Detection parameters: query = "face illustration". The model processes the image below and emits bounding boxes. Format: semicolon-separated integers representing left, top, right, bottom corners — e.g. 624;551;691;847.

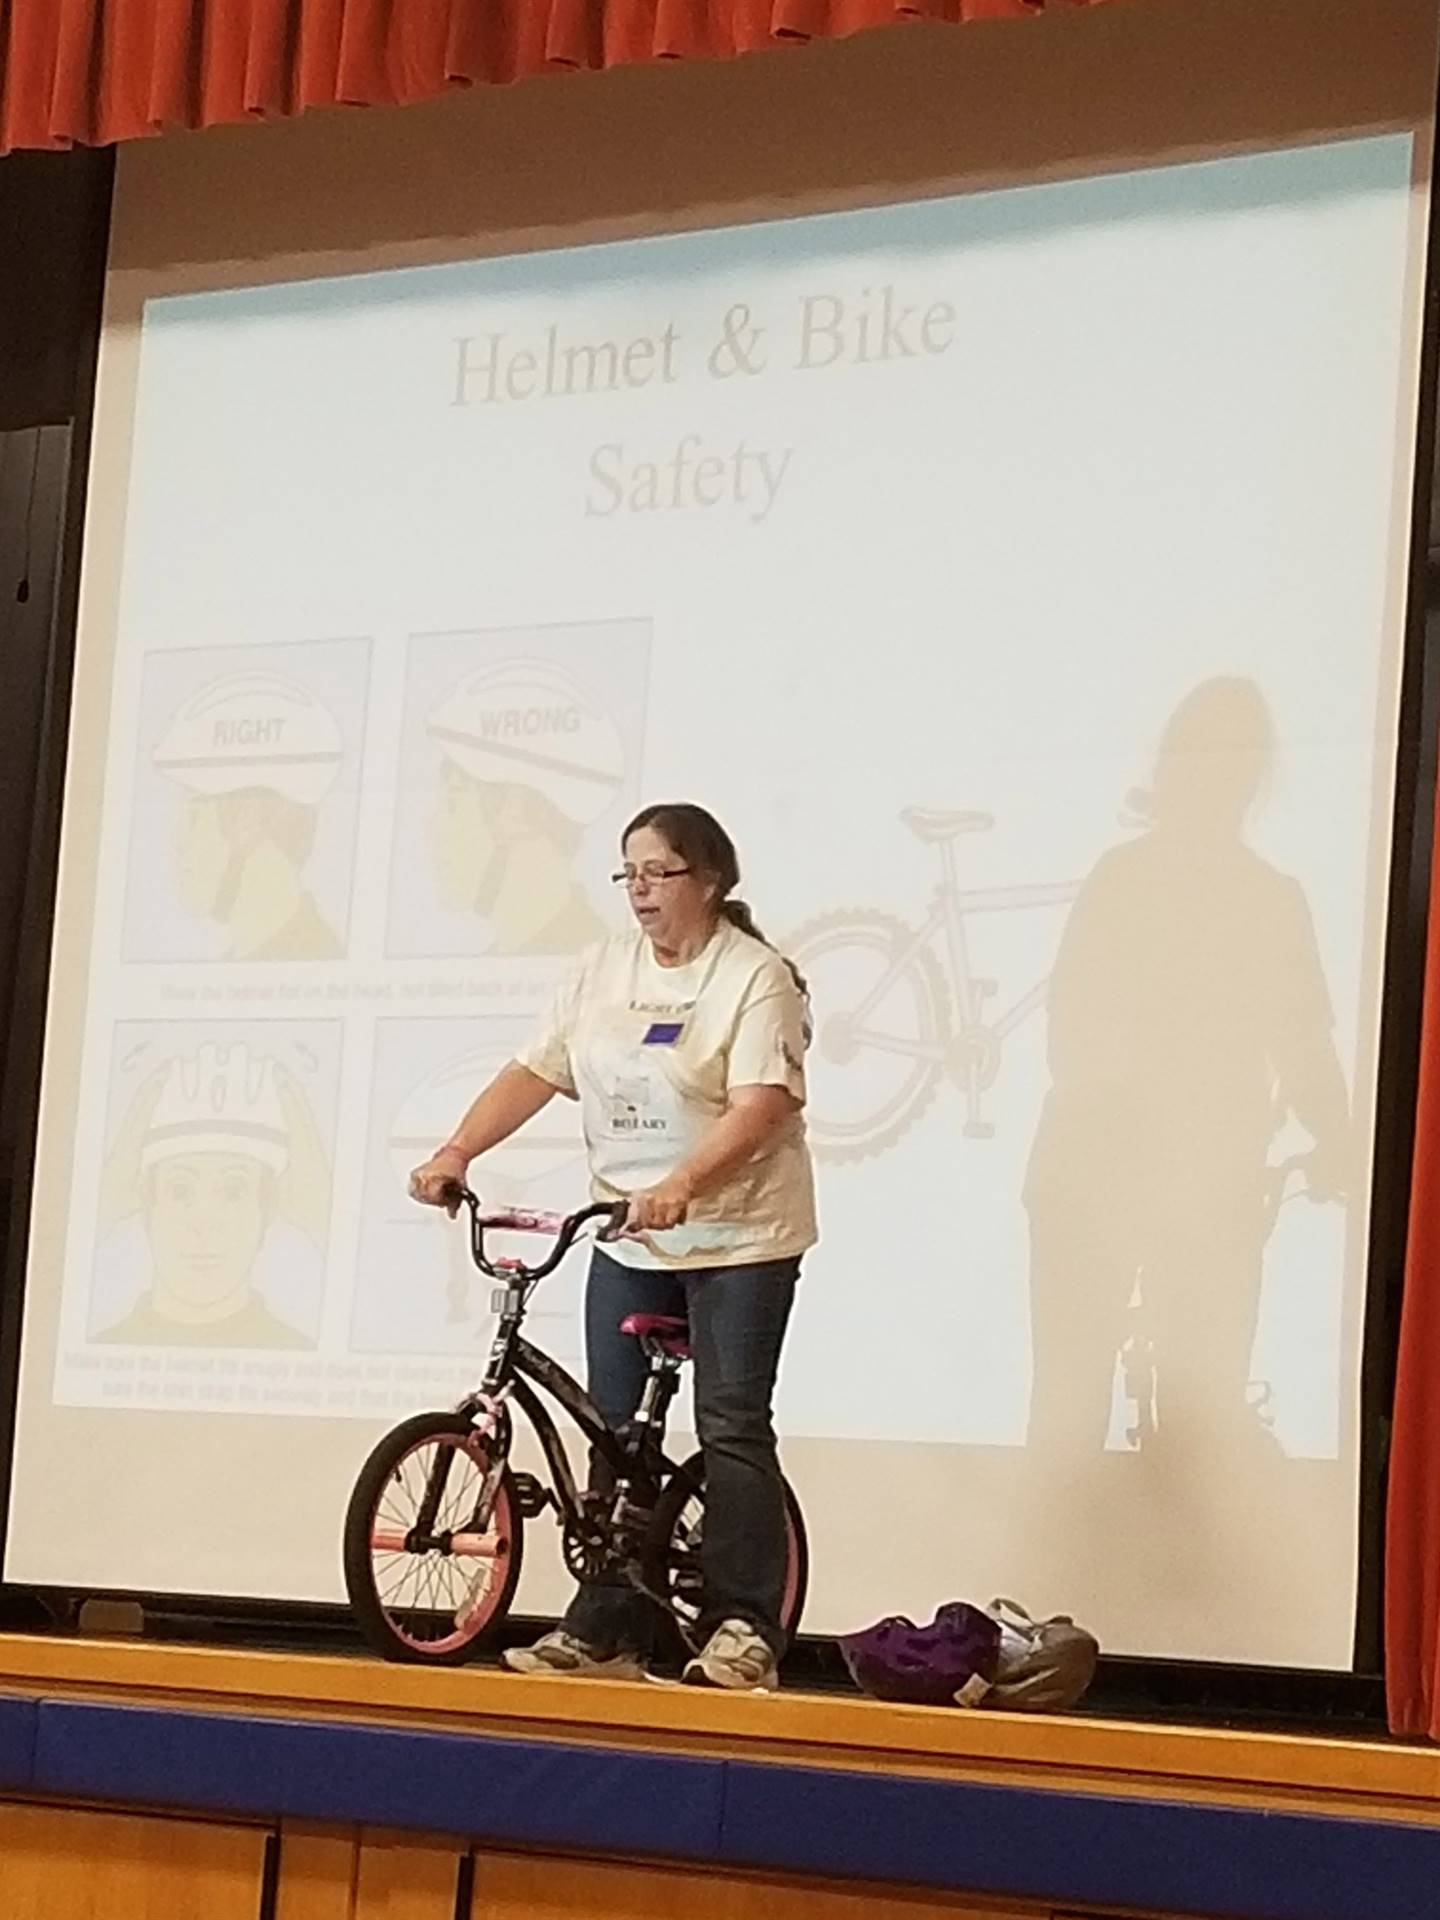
175;795;230;916
145;1152;270;1312
431;761;504;911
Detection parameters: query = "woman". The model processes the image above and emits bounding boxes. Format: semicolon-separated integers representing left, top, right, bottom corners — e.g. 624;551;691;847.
409;802;816;1691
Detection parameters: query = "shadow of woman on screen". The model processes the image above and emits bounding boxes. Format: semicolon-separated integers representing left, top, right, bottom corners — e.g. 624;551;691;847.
1022;678;1352;1507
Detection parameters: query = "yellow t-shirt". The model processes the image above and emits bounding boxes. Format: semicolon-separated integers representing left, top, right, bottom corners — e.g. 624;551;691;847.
518;924;817;1270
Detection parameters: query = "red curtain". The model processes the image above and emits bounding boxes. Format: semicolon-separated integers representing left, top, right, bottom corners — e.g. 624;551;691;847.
1388;765;1440;1739
0;0;1110;156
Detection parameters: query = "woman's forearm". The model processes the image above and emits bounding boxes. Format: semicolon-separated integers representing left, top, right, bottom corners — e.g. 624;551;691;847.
434;1062;559;1165
672;1087;797;1198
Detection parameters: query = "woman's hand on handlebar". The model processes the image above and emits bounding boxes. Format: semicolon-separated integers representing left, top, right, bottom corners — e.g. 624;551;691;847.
623;1171;694;1236
408;1148;470;1218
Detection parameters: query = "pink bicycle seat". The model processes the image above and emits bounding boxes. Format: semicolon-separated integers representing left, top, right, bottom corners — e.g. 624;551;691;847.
619;1313;692;1359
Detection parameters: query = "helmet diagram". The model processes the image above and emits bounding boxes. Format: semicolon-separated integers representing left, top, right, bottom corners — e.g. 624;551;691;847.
386;1041;585;1205
394;625;650;962
92;1030;337;1352
154;672;344;807
141;1042;291;1173
137;653;358;964
425;659;625;828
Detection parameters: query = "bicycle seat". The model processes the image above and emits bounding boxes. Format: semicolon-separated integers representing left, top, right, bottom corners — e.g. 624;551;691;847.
901;808;995;842
620;1313;691;1359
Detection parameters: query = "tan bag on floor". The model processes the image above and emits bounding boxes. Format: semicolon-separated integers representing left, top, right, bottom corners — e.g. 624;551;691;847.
959;1597;1099;1712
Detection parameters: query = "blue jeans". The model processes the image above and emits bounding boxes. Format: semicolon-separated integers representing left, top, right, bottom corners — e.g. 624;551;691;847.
563;1247;799;1659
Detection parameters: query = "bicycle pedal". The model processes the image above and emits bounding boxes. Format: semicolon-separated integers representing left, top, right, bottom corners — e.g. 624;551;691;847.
509;1472;553;1519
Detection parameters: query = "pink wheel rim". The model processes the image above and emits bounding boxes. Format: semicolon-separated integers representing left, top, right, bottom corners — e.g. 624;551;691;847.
367;1433;513;1656
665;1475;804;1638
780;1504;803;1631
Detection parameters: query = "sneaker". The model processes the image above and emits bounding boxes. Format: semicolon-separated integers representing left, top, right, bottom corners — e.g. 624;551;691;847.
501;1629;646;1680
683;1619;780;1692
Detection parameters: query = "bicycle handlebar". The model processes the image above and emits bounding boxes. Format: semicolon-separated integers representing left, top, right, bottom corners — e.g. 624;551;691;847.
472;1207;573;1236
439;1185;627;1281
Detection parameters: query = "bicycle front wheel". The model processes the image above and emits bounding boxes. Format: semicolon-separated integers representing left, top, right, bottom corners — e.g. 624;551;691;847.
343;1410;524;1665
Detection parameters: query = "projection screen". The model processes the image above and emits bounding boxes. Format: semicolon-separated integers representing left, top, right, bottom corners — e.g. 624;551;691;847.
5;130;1427;1667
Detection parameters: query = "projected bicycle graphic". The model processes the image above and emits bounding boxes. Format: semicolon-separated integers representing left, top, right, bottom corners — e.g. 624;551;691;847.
787;808;1079;1161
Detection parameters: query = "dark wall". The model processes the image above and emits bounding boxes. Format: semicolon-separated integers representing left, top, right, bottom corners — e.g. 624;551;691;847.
0;149;111;1578
0;151;112;431
0;145;111;1141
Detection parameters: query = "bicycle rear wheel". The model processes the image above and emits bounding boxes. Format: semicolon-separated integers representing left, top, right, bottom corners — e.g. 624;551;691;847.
343;1410;523;1665
642;1451;808;1651
785;909;948;1162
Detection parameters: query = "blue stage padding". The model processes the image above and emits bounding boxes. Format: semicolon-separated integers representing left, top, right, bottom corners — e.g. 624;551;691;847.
28;1693;1440;1920
719;1758;1440;1920
33;1699;726;1860
0;1696;37;1790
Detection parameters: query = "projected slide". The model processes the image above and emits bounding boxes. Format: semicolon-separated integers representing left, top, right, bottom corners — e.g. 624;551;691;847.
10;133;1417;1660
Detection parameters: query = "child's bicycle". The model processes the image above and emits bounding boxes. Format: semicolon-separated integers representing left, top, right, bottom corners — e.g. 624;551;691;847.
343;1189;809;1665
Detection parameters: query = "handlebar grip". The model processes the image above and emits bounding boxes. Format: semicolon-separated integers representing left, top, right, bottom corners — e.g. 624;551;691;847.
461;1197;628;1283
596;1201;629;1242
477;1208;571;1235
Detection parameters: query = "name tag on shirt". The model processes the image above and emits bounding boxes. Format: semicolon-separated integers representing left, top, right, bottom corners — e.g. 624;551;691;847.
643;1021;685;1046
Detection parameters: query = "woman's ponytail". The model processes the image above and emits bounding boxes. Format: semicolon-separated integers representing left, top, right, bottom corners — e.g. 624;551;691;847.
720;897;763;941
721;898;809;1001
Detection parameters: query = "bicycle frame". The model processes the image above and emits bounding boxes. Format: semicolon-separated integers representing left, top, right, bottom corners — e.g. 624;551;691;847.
932;836;1079;1036
463;1335;681;1534
834;858;1074;1120
418;1196;684;1554
843;847;1075;1054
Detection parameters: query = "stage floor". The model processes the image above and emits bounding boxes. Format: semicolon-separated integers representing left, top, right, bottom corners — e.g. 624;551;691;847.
0;1631;1430;1826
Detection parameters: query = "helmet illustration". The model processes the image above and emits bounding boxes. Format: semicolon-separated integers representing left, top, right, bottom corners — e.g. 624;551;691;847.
141;1044;290;1174
425;660;624;827
387;1044;585;1201
154;673;343;806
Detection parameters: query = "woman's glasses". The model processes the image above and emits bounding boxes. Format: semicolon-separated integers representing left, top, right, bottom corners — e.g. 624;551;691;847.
611;864;693;888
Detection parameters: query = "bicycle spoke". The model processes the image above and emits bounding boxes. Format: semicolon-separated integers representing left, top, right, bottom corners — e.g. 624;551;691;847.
398;1453;421;1516
355;1424;517;1656
844;1027;943;1063
420;1552;442;1618
378;1565;414;1606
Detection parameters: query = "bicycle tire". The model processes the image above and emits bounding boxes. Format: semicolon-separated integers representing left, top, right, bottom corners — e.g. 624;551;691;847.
343;1410;524;1665
784;908;949;1162
641;1451;809;1652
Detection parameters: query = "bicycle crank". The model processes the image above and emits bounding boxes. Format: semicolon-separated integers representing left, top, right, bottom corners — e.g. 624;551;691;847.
509;1471;555;1520
948;1026;1001;1093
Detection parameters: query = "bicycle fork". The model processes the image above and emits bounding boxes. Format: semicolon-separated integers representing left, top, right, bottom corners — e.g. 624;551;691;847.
384;1399;512;1560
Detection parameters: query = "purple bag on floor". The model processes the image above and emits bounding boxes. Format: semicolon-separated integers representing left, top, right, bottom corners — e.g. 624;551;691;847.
837;1602;1002;1707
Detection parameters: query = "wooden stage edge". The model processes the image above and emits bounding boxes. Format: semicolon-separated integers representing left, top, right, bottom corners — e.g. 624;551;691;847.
0;1632;1432;1823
